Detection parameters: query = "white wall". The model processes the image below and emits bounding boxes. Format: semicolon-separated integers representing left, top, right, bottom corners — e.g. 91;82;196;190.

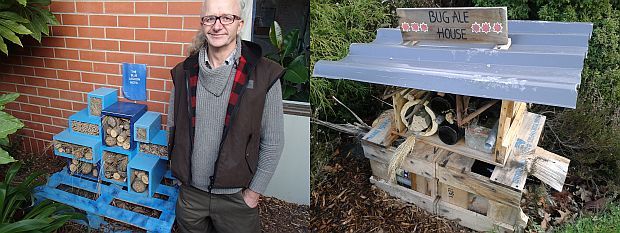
263;103;310;205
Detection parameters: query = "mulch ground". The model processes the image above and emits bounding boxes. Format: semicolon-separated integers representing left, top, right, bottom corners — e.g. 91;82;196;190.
1;142;309;233
311;140;471;233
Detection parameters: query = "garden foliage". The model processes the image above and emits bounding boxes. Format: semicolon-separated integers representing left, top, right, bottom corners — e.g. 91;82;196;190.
0;93;24;165
0;162;85;232
0;0;59;55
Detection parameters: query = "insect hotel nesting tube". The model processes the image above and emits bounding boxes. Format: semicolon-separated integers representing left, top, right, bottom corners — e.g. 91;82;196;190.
138;130;169;159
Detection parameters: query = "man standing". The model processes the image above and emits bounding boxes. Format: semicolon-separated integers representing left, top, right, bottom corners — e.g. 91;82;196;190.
167;0;285;232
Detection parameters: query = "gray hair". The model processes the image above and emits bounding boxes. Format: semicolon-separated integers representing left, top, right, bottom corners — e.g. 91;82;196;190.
188;0;245;55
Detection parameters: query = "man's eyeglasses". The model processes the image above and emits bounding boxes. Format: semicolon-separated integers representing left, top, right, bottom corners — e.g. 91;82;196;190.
201;14;242;26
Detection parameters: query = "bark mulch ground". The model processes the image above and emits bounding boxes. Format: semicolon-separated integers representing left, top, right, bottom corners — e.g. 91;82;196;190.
1;143;309;233
311;140;471;233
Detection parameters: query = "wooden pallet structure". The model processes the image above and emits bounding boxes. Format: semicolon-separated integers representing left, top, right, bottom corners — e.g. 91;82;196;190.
36;87;178;233
363;97;570;232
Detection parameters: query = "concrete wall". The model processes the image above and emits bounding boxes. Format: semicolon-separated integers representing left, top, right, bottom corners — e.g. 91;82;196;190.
264;101;310;205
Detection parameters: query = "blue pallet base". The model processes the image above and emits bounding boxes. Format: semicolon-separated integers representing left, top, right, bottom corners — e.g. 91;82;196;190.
34;170;178;233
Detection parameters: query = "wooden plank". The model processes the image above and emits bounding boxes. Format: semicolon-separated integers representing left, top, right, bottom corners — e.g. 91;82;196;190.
363;139;442;179
436;153;522;208
491;112;546;190
402;143;446;178
418;135;501;166
369;160;389;181
487;201;529;228
531;149;570;192
468;194;489;215
498;102;527;164
396;7;509;44
440;183;469;208
361;140;396;164
392;93;407;133
363;110;394;146
370;176;514;232
494;100;512;162
416;174;428;195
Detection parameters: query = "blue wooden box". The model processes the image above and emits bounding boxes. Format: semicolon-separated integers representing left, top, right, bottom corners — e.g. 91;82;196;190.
128;153;166;197
101;101;147;151
101;146;138;187
138;130;168;160
133;111;162;143
53;129;102;163
66;158;100;182
88;87;118;117
68;109;103;138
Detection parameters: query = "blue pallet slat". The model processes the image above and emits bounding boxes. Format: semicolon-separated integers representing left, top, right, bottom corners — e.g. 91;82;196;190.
69;109;104;138
88;88;118;117
102;101;148;150
53;129;103;163
34;170;178;233
127;153;166;197
133;111;162;143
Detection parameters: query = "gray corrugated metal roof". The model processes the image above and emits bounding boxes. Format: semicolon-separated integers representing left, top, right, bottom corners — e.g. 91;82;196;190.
312;20;593;108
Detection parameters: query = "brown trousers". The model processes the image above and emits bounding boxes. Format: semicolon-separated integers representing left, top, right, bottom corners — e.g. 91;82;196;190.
175;184;260;233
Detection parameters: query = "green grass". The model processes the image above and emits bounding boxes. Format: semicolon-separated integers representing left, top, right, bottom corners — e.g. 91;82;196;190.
558;203;620;233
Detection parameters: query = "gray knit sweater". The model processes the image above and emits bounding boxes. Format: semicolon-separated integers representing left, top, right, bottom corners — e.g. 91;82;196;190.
167;42;284;194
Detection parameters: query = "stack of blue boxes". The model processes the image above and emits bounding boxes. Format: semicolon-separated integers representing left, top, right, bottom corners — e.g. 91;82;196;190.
36;87;178;232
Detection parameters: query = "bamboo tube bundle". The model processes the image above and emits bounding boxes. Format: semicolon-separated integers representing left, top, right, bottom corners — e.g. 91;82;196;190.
136;128;147;141
139;143;168;158
103;115;131;149
54;140;94;160
68;159;99;177
71;121;100;136
131;170;149;193
90;97;102;116
103;151;128;182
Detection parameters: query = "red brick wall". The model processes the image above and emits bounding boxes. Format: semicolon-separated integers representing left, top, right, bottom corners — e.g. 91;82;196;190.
0;0;203;156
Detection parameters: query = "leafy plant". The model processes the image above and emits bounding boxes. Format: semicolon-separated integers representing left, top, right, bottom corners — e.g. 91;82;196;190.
0;0;59;55
268;21;310;101
0;93;24;165
0;162;86;232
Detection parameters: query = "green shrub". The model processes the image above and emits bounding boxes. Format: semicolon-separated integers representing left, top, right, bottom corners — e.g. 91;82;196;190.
0;162;86;232
266;21;310;102
0;0;59;55
0;93;24;165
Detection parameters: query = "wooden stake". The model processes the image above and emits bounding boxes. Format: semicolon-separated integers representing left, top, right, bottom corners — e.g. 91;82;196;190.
459;100;499;127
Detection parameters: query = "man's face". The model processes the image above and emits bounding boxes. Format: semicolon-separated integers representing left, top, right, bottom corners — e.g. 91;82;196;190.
202;0;244;50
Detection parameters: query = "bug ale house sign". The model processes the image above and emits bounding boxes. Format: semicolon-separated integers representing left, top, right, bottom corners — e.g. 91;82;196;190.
396;7;509;45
